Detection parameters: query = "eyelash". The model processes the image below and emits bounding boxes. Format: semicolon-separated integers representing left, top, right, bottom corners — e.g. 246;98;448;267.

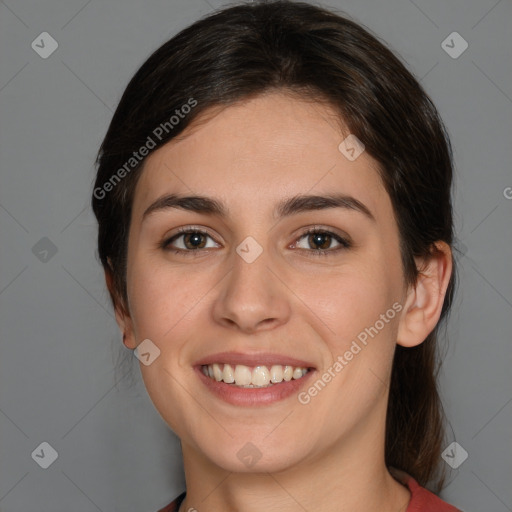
160;226;351;257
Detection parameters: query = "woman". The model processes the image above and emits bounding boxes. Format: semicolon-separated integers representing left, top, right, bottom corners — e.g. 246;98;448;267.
92;1;461;510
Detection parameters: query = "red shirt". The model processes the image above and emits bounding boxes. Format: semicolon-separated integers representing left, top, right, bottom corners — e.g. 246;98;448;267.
157;469;462;511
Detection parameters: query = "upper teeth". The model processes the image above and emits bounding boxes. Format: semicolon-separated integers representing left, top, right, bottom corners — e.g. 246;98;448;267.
202;363;309;387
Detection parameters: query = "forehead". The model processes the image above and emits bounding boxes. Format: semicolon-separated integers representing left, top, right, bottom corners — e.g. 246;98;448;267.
132;91;388;221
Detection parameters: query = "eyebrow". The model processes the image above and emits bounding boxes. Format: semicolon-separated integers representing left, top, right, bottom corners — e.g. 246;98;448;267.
142;192;375;222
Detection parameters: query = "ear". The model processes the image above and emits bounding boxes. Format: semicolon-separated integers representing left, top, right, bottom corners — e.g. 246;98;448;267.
105;260;137;350
397;241;453;348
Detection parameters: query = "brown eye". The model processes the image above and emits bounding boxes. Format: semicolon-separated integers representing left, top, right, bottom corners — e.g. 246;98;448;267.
161;228;219;254
181;232;207;250
294;228;351;256
308;232;332;250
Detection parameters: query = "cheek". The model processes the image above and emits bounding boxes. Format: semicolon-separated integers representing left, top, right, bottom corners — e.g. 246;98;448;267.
127;263;170;339
125;258;207;429
126;253;218;343
303;264;398;345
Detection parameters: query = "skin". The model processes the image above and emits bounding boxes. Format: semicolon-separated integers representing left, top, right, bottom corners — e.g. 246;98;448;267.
112;90;452;512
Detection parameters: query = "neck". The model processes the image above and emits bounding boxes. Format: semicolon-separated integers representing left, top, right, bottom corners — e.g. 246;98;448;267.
177;401;411;512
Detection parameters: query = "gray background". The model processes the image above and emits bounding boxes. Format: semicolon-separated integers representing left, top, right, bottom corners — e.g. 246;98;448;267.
0;0;510;511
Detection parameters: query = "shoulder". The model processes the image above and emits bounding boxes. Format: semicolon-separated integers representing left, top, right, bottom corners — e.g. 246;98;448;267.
390;467;463;512
155;476;464;512
156;491;186;512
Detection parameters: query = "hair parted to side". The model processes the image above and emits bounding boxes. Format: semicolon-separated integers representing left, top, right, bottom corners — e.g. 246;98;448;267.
92;0;456;493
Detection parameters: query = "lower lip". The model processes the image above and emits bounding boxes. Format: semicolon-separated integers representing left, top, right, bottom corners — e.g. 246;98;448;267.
195;366;316;406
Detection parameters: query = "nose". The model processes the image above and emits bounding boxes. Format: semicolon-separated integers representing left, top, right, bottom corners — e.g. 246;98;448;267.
212;244;291;334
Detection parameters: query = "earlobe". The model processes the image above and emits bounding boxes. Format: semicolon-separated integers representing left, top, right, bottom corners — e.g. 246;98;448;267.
104;263;137;350
115;308;137;350
396;242;452;348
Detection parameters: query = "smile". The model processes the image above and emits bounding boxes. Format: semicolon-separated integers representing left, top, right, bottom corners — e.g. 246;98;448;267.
201;363;310;387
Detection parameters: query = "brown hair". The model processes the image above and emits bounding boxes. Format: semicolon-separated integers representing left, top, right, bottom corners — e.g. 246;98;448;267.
92;0;456;493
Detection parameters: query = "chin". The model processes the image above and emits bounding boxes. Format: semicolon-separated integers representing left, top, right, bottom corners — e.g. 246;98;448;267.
198;439;306;474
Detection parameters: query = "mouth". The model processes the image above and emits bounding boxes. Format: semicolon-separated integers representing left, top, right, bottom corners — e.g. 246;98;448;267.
200;363;311;388
194;353;317;406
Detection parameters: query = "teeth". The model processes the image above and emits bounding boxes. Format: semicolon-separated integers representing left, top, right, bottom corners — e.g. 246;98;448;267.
223;364;235;383
283;366;293;381
212;363;223;381
292;367;303;379
252;366;270;386
234;365;252;386
270;365;283;383
202;363;310;387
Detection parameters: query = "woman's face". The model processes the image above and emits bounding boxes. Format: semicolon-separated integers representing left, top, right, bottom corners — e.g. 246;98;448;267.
121;91;408;473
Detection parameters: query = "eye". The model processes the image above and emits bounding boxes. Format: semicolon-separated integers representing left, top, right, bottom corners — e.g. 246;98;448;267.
160;226;351;257
293;227;351;256
161;227;219;255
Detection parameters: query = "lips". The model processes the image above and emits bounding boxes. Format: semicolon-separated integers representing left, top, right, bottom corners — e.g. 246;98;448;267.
193;351;317;406
194;351;316;369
